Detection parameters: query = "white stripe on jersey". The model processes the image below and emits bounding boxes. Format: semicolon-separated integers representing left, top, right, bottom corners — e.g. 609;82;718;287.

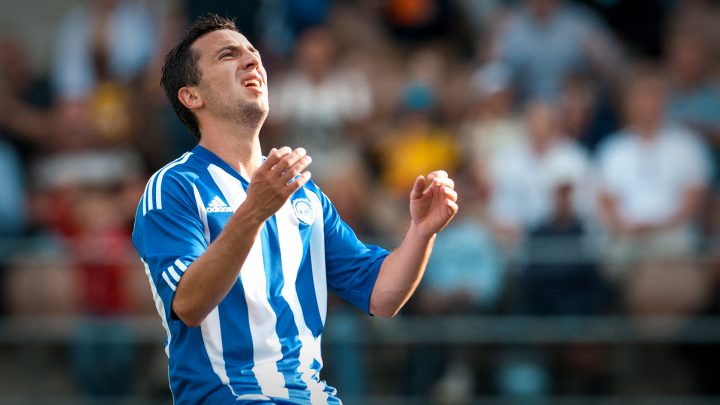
142;260;173;357
276;200;329;403
192;184;211;244
143;171;160;215
154;152;192;211
167;265;181;282
162;271;176;291
208;165;289;399
306;192;328;325
201;308;239;398
174;259;188;272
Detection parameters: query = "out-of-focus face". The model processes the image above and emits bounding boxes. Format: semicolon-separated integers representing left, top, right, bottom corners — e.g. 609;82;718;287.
298;28;335;81
526;102;558;150
0;37;30;88
624;77;666;130
190;29;269;125
526;0;559;20
668;32;708;85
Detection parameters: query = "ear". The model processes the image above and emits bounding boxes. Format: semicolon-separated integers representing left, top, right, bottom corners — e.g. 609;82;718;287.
178;86;204;111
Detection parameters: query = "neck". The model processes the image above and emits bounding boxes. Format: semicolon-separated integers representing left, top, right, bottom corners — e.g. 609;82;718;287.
198;117;264;178
630;121;660;140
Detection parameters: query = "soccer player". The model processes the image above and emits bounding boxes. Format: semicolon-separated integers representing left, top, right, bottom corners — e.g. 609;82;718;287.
132;14;458;404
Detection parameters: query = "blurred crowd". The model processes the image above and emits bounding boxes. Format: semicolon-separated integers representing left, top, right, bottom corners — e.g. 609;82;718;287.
2;0;720;402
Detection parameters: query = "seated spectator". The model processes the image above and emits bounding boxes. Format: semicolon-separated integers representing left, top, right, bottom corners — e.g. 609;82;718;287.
269;26;373;178
375;85;458;200
596;64;712;280
51;0;158;147
558;72;619;153
0;35;54;154
521;172;607;315
460;62;524;195
488;102;592;250
664;22;720;193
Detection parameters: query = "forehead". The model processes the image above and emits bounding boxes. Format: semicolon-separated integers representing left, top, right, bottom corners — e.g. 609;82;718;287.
192;29;252;56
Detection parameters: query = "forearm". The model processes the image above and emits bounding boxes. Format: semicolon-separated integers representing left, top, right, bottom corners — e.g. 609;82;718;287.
369;222;436;318
667;187;705;228
172;203;263;327
171;147;312;326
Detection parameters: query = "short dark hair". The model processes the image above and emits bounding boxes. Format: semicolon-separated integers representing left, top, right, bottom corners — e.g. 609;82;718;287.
161;14;239;139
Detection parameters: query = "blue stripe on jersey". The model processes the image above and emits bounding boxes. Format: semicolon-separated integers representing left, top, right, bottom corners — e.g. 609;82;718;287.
261;217;311;403
218;281;264;397
296;248;323;338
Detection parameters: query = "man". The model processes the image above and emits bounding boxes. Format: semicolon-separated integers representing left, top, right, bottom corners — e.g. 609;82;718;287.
596;64;710;279
132;14;458;404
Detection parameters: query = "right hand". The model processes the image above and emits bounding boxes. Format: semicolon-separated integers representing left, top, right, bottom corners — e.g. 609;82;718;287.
243;147;312;223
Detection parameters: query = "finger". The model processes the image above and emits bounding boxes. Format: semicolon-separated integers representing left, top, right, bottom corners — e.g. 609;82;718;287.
435;177;455;189
410;175;426;199
263;146;292;167
281;155;312;183
424;176;444;195
441;186;458;202
427;170;449;183
430;177;454;189
272;147;306;174
287;171;311;193
446;199;459;215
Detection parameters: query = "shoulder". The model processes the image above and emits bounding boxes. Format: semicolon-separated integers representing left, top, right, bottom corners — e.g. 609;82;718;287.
142;152;202;214
662;124;708;155
597;131;631;158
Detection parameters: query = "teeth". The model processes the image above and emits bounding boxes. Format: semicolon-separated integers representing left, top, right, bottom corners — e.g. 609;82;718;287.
243;79;260;87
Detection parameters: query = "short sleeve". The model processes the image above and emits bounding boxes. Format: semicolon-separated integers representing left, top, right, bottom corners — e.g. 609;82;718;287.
677;131;712;187
132;181;207;321
318;190;389;314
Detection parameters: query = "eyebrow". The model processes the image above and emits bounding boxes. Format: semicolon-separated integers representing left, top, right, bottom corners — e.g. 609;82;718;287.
215;44;261;58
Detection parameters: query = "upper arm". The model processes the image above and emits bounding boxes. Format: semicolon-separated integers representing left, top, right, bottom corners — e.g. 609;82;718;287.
132;175;207;320
316;188;389;313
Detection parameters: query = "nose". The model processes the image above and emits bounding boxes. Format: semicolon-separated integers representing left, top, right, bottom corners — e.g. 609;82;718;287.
241;50;261;71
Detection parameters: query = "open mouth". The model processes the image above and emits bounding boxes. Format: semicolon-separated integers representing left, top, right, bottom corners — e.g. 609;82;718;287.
242;79;261;88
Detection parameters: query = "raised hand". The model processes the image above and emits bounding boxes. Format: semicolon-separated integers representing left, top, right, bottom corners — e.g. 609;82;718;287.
243;146;312;222
409;170;458;238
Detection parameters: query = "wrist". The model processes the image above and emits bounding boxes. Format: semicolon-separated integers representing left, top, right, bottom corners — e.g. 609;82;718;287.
234;201;267;229
408;221;437;243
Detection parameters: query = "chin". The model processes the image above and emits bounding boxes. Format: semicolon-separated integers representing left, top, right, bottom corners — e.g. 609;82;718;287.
238;100;269;125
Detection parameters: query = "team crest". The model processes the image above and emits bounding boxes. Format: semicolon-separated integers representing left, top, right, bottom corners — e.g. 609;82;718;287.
292;198;314;225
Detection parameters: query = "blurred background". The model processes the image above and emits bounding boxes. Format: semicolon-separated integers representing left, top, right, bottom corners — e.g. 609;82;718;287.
1;0;720;403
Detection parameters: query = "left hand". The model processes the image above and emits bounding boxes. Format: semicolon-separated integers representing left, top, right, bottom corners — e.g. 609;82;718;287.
409;170;458;238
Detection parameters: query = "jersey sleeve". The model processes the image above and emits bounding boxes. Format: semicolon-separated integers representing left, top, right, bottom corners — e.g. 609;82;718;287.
318;190;389;314
132;176;207;321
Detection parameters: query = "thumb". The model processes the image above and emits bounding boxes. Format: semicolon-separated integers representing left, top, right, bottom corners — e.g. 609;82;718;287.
410;175;426;199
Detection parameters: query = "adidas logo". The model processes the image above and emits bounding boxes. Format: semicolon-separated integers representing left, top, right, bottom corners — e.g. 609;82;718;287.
207;196;233;213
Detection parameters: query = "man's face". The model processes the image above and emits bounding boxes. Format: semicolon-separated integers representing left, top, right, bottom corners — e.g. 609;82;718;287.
191;29;269;125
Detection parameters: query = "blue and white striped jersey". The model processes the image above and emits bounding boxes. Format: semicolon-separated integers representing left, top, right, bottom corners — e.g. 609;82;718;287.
132;145;389;404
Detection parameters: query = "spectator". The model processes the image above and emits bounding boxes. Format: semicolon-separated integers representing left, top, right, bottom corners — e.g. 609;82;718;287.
521;174;606;315
596;64;712;280
0;36;54;157
489;102;592;249
375;47;459;202
51;0;158;148
460;62;524;195
664;23;720;188
491;0;620;103
558;72;619;153
269;26;373;179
